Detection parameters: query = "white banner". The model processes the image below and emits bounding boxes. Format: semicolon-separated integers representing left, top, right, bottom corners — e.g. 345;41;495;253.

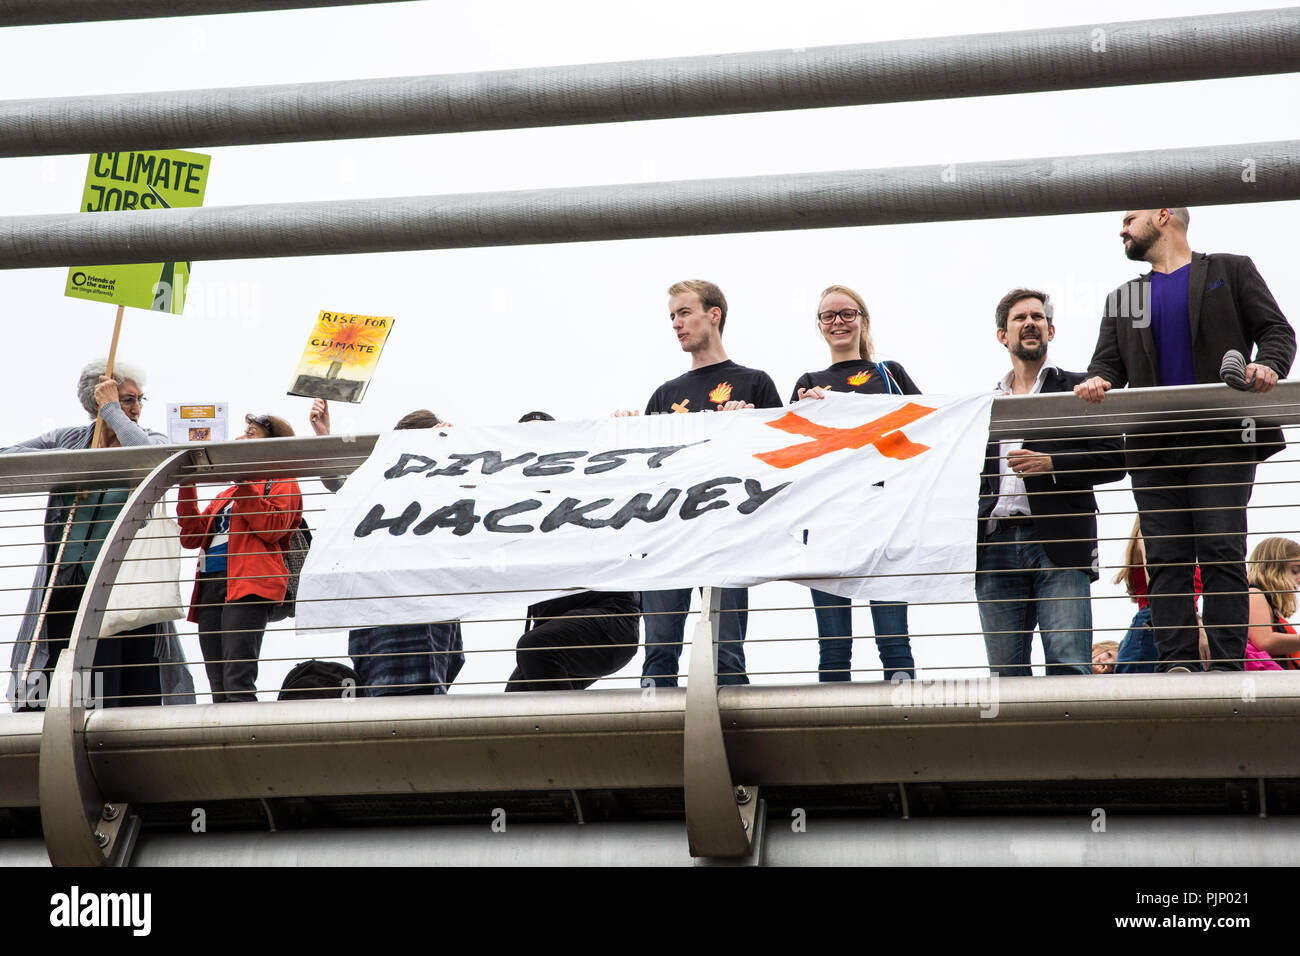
297;391;994;629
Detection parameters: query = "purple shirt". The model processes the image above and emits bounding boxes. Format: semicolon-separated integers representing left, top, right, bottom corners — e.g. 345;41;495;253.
1150;264;1195;386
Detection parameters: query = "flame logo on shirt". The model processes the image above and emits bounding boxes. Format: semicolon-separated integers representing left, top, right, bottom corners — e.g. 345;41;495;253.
847;370;871;386
708;382;733;404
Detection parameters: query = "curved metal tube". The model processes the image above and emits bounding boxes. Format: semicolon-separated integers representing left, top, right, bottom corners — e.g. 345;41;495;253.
0;0;411;26
38;449;190;866
1;8;1297;154
2;141;1296;268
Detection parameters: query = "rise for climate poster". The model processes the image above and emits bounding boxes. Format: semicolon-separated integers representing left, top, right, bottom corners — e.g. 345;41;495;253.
287;311;396;403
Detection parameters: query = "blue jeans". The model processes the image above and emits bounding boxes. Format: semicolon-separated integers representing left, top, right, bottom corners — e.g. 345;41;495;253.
348;622;464;696
976;524;1092;676
1115;606;1157;674
641;587;748;687
810;589;915;680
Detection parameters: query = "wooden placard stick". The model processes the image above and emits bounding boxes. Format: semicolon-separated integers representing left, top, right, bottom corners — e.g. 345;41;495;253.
89;304;125;450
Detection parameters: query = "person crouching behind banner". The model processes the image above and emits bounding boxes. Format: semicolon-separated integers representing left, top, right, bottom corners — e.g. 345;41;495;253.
505;590;642;692
789;284;918;681
1246;537;1300;671
310;401;465;696
505;410;641;692
178;413;303;703
5;359;195;711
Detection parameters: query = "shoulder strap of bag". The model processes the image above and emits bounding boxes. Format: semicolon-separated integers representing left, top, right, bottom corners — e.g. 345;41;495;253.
874;361;901;395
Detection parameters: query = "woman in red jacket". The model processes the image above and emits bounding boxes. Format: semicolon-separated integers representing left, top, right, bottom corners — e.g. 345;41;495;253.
178;414;303;702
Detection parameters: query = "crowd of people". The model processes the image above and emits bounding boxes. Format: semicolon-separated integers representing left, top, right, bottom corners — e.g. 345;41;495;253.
4;206;1297;708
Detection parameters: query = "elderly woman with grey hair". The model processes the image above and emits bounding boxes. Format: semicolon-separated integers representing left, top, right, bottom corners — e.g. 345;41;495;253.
4;359;195;711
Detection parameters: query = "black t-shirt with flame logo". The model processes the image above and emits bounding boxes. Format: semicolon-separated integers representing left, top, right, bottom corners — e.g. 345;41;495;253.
646;359;783;415
788;359;921;403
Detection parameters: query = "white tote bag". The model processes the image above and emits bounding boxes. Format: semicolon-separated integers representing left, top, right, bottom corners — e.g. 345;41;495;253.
99;502;185;637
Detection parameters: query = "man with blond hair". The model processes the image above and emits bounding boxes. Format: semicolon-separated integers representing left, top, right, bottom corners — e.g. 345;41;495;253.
615;279;781;686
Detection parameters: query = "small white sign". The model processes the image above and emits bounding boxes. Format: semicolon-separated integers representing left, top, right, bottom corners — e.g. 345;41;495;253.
167;402;228;443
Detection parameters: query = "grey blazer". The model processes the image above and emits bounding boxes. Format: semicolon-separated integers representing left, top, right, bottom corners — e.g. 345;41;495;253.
3;403;195;709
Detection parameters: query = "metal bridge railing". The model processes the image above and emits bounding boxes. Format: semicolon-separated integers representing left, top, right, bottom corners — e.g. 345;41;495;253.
6;380;1300;709
2;0;1298;868
4;381;1300;864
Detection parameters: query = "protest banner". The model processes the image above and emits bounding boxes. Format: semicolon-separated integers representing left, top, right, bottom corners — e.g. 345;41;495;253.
287;311;396;403
297;391;995;630
64;149;211;314
166;403;228;443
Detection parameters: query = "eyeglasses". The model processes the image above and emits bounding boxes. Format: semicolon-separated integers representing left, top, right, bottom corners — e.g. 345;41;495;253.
118;395;146;407
817;309;863;326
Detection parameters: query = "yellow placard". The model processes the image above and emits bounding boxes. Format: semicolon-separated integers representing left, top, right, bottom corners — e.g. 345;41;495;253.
179;405;216;419
64;149;211;314
286;311;396;404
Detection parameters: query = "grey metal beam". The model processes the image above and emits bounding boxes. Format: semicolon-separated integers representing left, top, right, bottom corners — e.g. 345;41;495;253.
0;434;374;496
132;822;698;867
14;816;1300;866
986;380;1300;439
0;839;49;866
2;8;1297;154
0;713;43;808
764;818;1300;867
0;381;1295;497
6;673;1300;810
0;1;413;27
86;689;689;804
0;674;1285;807
3;141;1297;268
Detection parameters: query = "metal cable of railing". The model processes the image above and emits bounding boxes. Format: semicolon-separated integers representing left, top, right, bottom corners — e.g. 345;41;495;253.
2;385;1299;713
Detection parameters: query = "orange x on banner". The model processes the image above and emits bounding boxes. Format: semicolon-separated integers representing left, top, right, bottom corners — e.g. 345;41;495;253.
754;402;936;469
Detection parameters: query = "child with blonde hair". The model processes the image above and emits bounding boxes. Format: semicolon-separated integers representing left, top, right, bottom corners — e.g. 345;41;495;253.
1246;537;1300;670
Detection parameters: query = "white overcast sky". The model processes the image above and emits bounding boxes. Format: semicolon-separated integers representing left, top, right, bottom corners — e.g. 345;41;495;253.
1;0;1298;701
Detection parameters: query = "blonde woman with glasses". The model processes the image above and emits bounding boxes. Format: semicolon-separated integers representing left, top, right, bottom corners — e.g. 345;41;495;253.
789;284;920;681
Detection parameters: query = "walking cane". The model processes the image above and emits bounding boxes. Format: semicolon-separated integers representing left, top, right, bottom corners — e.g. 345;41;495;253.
19;500;80;697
